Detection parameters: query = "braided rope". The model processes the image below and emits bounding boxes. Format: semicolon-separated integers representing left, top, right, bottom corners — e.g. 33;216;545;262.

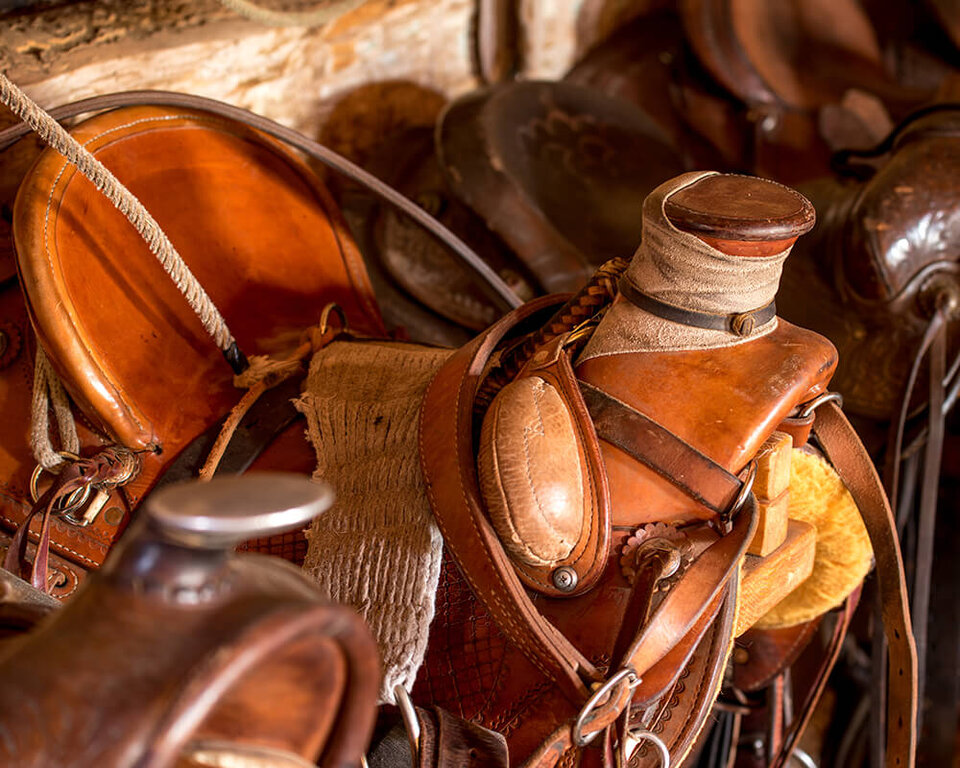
0;73;235;353
219;0;364;26
474;257;630;415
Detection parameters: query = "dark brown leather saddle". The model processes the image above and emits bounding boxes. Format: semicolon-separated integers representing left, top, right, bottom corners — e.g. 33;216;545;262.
568;3;937;184
436;80;685;294
0;473;380;768
777;104;960;766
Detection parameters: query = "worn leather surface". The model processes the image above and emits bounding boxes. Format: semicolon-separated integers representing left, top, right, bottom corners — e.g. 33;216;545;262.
479;374;584;565
6;105;384;571
577;318;837;525
438;81;685;294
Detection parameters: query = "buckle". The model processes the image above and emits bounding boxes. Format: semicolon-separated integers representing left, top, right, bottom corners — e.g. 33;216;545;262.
572;668;640;747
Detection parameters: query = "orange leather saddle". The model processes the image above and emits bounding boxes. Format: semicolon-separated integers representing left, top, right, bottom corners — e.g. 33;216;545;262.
0;95;388;592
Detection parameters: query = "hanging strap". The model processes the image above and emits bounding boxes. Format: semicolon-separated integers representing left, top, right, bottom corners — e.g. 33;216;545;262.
814;401;917;768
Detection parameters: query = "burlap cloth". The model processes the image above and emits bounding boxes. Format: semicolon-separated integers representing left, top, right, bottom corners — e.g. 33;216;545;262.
580;171;792;361
296;340;452;703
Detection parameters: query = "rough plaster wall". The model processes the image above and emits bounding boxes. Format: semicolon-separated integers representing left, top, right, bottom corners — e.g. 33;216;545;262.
5;0;479;138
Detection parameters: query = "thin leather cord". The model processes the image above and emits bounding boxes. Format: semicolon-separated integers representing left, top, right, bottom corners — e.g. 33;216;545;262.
219;0;363;26
0;89;523;313
0;74;237;355
30;346;80;470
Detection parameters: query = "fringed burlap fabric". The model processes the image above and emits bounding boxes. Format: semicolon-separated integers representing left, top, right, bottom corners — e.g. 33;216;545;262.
580;171;790;360
296;340;452;702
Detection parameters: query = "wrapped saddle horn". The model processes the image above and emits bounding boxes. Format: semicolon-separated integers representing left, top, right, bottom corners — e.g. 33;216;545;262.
0;473;380;768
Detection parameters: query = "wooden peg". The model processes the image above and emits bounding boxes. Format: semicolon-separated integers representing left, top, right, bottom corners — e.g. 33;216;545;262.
747;431;792;556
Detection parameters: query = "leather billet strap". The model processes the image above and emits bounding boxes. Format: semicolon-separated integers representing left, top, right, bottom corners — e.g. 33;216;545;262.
813;402;917;768
580;382;744;516
618;278;776;338
419;297;758;760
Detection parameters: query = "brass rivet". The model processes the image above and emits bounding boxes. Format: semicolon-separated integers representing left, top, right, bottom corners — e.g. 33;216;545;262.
103;506;124;527
733;647;749;664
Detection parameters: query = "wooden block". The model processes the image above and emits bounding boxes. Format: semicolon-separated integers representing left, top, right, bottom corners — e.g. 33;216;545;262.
736;520;817;635
753;431;793;501
747;490;790;557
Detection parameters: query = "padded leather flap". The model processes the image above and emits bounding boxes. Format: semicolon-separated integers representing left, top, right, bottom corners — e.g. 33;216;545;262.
479;375;584;566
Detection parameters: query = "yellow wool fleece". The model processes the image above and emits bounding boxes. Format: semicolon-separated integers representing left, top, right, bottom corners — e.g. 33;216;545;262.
753;449;873;629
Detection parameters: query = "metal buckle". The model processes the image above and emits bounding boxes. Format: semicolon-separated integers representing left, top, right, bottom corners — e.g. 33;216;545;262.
619;727;670;768
573;668;640;747
394;685;421;764
797;391;843;420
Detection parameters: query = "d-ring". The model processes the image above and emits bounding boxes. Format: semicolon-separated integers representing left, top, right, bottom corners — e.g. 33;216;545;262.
798;391;843;419
573;668;640;747
620;728;670;767
29;451;91;514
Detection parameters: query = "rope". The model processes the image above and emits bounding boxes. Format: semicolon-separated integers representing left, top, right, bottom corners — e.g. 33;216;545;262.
30;347;80;470
0;73;237;354
219;0;364;27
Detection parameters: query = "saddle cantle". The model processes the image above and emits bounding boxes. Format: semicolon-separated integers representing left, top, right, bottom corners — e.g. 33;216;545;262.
0;473;380;768
437;80;685;294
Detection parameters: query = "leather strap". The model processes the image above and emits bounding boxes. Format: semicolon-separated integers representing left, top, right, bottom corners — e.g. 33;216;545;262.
580;381;743;515
769;590;860;768
618;278;776;337
813;401;917;768
3;448;137;592
0;89;521;314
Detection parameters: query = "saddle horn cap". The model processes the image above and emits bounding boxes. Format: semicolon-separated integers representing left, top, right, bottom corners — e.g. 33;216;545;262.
663;174;815;247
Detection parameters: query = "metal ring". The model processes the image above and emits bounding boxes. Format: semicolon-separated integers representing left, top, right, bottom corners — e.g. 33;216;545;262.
29;452;91;516
393;685;421;763
726;461;757;518
573;668;639;747
621;728;671;768
318;303;349;336
798;391;843;420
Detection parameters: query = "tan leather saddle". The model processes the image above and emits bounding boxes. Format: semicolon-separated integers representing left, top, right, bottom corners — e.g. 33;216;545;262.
411;172;916;767
0;473;380;768
0;87;521;596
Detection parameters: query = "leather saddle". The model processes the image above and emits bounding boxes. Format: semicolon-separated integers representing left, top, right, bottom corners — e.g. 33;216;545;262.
437;80;686;294
409;172;917;767
0;473;380;768
777;105;960;766
0;93;389;594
